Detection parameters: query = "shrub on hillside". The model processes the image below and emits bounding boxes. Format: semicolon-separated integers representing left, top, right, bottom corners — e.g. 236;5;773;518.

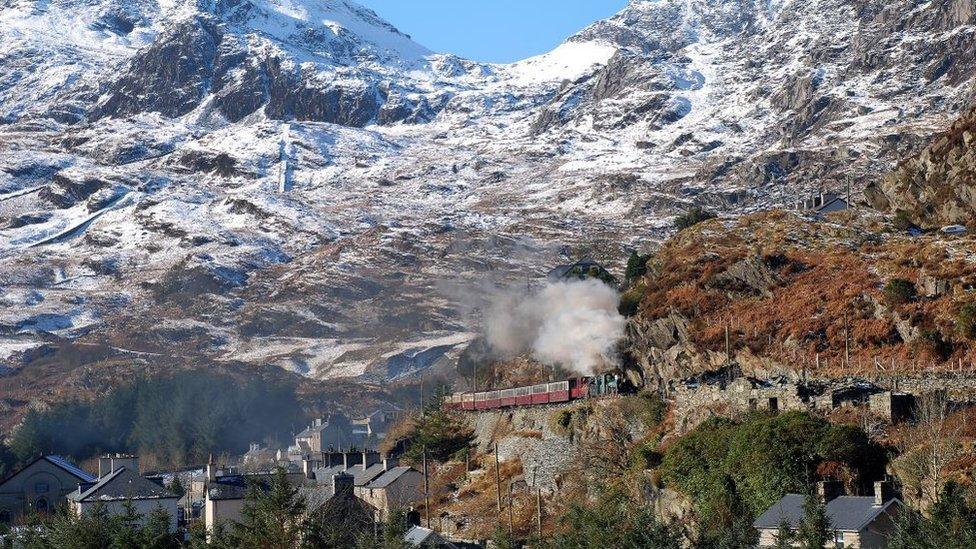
675;207;717;231
402;387;474;463
957;303;976;339
883;278;918;306
625;250;650;282
543;490;682;549
618;284;644;317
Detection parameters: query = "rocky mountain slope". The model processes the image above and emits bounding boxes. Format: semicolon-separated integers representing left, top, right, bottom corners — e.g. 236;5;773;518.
1;0;975;394
866;103;976;226
624;209;976;387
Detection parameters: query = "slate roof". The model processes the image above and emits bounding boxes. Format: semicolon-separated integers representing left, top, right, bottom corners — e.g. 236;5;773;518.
754;494;901;532
404;526;457;548
68;467;176;503
44;456;96;482
313;465;347;486
296;422;328;439
0;455;96;486
365;467;415;489
352;463;386;486
207;472;306;501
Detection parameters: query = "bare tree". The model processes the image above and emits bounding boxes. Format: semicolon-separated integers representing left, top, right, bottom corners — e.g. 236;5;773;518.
893;392;965;510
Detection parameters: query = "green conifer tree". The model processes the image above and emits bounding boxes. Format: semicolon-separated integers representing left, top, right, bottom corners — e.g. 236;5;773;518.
230;468;307;549
772;516;795;549
796;495;832;549
109;500;142;549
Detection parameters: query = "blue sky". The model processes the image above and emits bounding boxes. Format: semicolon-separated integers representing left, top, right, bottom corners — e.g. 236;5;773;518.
360;1;628;63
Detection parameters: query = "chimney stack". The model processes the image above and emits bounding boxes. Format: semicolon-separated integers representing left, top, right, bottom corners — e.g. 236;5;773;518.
98;456;113;478
817;480;844;503
382;456;399;471
102;454;139;475
874;480;895;505
332;472;354;497
363;450;381;469
343;451;363;470
206;454;217;483
303;457;320;480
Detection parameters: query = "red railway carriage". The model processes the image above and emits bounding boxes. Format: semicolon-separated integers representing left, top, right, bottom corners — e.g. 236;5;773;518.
548;381;571;403
443;372;627;412
530;384;549;405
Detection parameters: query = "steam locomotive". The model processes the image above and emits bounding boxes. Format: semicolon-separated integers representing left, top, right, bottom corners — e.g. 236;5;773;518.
443;372;627;411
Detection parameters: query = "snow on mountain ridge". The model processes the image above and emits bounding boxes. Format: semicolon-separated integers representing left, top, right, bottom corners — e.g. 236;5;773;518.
1;0;975;384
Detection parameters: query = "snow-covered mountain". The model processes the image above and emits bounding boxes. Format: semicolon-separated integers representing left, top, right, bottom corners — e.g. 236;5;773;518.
1;0;974;382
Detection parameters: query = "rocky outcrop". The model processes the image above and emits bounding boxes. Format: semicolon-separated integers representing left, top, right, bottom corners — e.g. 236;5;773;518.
92;17;222;120
89;14;444;127
865;105;976;226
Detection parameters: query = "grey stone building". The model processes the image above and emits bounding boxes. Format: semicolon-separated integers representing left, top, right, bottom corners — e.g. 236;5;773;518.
0;455;96;525
755;481;901;548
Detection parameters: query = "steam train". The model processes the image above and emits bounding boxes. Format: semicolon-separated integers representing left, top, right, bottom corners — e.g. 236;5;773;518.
443;373;627;411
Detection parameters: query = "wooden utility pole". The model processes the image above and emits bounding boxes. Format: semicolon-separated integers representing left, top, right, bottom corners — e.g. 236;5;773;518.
725;322;731;365
844;309;850;369
495;444;502;519
419;370;425;413
508;482;514;534
534;467;542;540
536;487;542;539
423;446;430;528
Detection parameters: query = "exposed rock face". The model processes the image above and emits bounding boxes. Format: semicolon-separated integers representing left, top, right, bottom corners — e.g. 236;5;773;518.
93;17;222;120
90;13;438;126
623;211;976;386
865;105;976;226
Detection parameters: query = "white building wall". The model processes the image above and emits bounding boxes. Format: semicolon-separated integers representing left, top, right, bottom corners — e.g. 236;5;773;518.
205;497;245;531
76;498;179;532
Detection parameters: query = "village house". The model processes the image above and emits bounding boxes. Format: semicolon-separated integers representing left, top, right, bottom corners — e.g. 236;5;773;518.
241;442;277;471
309;450;385;495
357;465;423;519
281;417;350;463
302;472;376;538
350;404;403;447
67;455;180;532
754;480;902;548
0;455;96;525
307;450;422;518
203;456;306;532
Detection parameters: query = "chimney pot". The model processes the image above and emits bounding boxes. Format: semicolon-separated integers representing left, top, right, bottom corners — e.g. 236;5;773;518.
817;480;844;503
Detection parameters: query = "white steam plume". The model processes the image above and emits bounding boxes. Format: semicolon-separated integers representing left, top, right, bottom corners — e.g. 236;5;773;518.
484;279;626;375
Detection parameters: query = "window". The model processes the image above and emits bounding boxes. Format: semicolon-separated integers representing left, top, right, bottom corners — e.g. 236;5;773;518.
34;482;50;494
34;498;49;513
768;397;779;412
834;531;845;548
0;510;10;524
